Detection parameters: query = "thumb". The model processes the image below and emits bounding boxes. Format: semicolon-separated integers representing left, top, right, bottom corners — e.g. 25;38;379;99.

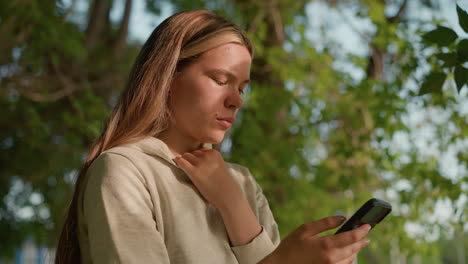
302;215;347;236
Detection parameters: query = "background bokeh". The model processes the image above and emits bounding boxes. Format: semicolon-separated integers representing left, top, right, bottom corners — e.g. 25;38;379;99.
1;0;468;263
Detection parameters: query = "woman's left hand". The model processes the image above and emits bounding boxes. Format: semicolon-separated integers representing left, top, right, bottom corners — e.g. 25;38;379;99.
174;148;263;246
173;148;241;210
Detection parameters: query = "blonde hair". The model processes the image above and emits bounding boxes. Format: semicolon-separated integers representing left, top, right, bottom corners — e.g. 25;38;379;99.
55;10;252;263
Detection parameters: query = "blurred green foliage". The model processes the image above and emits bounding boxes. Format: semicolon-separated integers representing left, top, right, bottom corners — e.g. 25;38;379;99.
0;0;467;263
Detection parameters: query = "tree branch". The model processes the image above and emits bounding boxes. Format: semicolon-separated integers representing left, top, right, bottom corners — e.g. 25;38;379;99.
5;57;83;103
246;8;266;34
15;81;81;102
112;0;132;58
267;0;285;44
387;0;408;24
366;44;384;81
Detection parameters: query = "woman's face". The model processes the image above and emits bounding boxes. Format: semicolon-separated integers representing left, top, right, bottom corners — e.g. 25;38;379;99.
169;42;252;144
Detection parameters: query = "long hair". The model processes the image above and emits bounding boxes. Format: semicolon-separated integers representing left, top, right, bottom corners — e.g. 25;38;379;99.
55;10;252;263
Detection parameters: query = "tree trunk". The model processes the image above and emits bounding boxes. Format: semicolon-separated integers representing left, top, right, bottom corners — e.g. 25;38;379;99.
112;0;132;58
86;0;113;50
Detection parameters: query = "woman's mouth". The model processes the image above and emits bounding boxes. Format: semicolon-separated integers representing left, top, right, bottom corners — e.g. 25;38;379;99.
216;117;234;129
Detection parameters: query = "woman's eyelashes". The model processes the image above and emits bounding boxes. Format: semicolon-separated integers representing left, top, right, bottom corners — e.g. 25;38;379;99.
212;77;227;86
211;77;246;95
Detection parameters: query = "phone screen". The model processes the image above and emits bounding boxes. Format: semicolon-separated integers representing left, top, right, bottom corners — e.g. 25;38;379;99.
335;198;391;234
362;206;389;223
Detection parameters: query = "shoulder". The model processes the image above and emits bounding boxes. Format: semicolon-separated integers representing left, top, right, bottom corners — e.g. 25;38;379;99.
103;145;146;162
89;144;168;175
225;161;260;192
225;161;249;174
86;145;141;168
225;162;252;180
88;146;140;170
86;151;144;184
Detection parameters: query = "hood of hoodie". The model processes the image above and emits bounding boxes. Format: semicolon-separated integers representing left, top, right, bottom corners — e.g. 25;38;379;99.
120;137;213;167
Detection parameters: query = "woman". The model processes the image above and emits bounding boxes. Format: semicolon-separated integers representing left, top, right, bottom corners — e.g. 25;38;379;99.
56;10;371;264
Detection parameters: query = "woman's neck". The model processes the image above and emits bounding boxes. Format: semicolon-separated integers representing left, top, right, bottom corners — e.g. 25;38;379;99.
157;127;203;157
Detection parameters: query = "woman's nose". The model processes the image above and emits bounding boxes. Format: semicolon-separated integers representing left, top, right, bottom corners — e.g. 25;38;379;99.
225;89;243;109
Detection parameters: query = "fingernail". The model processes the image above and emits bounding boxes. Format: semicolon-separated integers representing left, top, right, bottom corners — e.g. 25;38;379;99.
365;238;371;244
335;215;347;223
365;224;372;232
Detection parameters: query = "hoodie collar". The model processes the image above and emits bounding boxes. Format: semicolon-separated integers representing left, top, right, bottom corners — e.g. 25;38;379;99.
124;137;212;167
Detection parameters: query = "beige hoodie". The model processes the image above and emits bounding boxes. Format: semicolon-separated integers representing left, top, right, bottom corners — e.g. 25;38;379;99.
77;137;280;264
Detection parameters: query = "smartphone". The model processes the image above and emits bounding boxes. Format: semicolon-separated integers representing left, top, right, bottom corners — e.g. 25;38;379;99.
335;198;392;234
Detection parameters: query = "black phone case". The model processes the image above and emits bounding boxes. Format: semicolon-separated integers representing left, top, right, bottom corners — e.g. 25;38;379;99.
335;198;392;234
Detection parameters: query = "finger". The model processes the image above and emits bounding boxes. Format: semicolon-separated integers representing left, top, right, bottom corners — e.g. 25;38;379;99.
198;148;215;157
173;156;193;172
181;152;200;166
191;150;205;157
193;147;212;153
198;147;212;151
334;237;370;262
334;224;371;247
336;252;358;264
326;236;368;263
301;216;347;236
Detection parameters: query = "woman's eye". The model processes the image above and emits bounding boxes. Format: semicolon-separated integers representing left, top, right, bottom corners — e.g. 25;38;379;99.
212;78;227;86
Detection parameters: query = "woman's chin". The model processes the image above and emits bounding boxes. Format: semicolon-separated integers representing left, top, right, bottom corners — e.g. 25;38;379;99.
198;131;226;145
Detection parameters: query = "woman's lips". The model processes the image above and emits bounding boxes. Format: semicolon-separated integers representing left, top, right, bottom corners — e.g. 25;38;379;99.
216;118;233;128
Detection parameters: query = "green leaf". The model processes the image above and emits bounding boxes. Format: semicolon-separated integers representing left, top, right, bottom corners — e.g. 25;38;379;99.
457;39;468;62
367;0;385;24
457;4;468;33
422;26;458;47
51;53;60;67
435;53;458;67
419;71;447;95
454;66;467;92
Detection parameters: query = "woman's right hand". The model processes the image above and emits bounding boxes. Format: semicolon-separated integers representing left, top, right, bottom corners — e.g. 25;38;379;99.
260;216;371;264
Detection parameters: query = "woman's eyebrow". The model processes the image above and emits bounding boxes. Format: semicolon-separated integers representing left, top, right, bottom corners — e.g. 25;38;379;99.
206;69;250;84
